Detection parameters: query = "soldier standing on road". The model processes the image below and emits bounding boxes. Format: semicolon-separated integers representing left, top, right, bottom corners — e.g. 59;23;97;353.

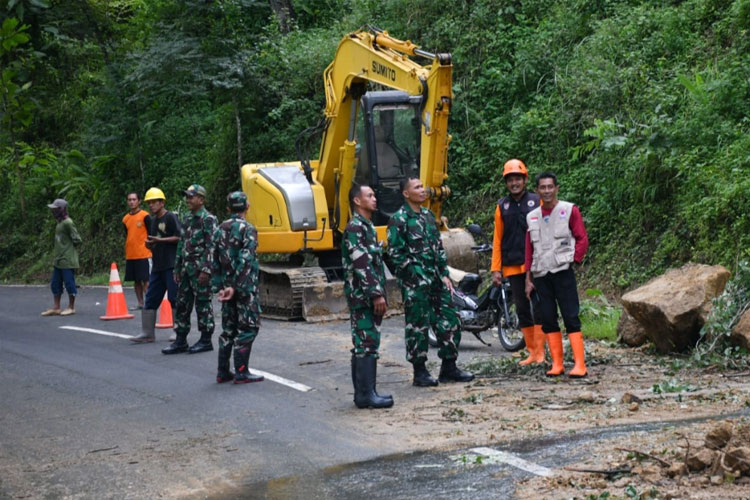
212;192;264;384
525;172;589;378
342;185;393;409
131;187;180;344
387;177;474;387
491;159;545;365
163;184;218;355
122;191;152;310
41;198;82;317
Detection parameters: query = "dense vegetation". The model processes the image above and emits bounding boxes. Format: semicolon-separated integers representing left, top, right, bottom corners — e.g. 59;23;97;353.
1;0;748;294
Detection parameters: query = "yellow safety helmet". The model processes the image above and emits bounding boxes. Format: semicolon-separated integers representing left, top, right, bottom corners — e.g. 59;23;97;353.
144;187;166;201
502;159;528;178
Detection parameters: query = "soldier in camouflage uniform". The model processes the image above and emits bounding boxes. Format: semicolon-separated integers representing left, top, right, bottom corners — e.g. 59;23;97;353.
342;185;393;409
387;177;474;386
212;192;264;384
163;184;218;355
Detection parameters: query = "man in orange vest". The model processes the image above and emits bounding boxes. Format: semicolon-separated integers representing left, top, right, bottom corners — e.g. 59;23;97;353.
123;192;152;310
491;159;545;365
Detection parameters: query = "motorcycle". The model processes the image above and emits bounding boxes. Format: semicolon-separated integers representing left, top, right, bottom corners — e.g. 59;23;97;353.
427;224;526;352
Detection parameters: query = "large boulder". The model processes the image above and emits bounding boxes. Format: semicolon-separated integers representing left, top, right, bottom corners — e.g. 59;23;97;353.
617;309;648;347
621;264;731;353
731;310;750;350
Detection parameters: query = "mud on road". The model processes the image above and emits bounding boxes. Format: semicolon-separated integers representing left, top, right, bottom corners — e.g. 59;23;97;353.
352;336;750;499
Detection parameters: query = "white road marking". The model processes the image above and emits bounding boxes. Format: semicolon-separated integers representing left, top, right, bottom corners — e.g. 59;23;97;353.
250;370;313;392
469;447;554;477
58;326;314;392
60;325;134;340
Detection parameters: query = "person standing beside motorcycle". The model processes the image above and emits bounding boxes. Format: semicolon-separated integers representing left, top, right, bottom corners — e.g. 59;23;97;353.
387;177;474;387
524;172;589;378
491;159;545;365
342;185;393;409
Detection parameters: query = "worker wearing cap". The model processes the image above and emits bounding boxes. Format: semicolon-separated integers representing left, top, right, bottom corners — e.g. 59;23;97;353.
491;159;545;365
41;198;82;317
211;192;264;384
163;184;218;355
131;187;181;343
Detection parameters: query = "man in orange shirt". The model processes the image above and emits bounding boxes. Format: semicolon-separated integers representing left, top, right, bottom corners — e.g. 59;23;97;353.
491;159;545;365
123;191;152;310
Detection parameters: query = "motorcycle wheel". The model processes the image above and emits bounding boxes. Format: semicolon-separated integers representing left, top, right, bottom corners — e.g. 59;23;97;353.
497;303;525;352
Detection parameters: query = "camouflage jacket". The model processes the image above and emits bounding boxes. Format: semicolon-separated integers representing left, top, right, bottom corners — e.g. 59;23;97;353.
387;203;448;288
342;212;386;308
211;214;260;299
175;206;217;277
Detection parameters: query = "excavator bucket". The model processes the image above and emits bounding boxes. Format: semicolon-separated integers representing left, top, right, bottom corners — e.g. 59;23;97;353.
301;274;403;322
258;228;474;322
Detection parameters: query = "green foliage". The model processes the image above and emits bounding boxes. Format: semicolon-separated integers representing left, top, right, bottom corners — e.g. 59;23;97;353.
580;289;620;341
693;259;750;368
1;0;749;293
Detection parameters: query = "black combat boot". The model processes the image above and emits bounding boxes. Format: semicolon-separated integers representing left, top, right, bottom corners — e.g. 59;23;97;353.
233;342;264;384
412;360;439;387
216;339;234;383
353;356;393;409
188;332;213;354
370;356;392;402
438;358;475;383
161;333;189;354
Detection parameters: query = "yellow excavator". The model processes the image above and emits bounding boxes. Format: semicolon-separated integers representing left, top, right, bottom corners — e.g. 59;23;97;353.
240;27;475;320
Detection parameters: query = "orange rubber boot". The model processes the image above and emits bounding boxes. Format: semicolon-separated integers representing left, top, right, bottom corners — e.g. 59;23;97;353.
518;327;538;365
546;331;564;376
534;325;547;363
567;331;588;378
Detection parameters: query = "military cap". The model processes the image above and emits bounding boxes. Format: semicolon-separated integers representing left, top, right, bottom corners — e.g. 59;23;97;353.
227;191;248;210
183;184;207;197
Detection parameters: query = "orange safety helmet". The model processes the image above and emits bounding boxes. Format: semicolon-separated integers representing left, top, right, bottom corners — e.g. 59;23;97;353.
502;159;528;178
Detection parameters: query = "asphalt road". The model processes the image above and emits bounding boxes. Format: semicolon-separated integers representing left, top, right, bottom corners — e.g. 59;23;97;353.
0;284;509;499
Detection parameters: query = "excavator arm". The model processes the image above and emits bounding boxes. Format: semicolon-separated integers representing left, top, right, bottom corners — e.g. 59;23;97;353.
240;28;475;320
316;28;453;230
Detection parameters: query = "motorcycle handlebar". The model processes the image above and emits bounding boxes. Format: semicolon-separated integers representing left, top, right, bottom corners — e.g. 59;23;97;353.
470;244;492;253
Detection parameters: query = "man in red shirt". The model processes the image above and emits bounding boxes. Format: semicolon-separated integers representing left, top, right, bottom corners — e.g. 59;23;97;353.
524;172;589;377
123;192;152;310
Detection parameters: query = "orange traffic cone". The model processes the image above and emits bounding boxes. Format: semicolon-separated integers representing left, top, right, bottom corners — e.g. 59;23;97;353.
155;293;174;329
100;263;134;320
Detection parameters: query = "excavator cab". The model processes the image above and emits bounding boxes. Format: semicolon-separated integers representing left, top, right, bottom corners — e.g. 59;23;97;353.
355;91;422;226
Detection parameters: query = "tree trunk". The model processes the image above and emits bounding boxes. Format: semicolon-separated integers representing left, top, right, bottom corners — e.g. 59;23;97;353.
233;93;243;169
268;0;296;34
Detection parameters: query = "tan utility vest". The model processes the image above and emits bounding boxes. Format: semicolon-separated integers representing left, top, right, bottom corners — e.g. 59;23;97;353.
526;201;575;277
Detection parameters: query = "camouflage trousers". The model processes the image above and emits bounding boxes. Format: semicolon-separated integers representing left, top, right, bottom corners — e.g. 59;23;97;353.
349;304;381;358
218;294;260;348
402;281;461;363
174;274;214;336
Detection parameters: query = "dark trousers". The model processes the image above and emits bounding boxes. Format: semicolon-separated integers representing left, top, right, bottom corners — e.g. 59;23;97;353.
144;269;177;310
507;273;536;328
532;267;581;334
50;268;77;296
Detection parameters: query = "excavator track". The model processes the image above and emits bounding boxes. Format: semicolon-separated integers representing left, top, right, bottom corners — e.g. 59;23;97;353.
258;264;329;320
259;263;404;322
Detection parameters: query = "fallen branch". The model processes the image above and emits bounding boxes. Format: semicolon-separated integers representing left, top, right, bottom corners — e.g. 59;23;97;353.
724;371;750;378
615;447;671;467
88;445;119;454
563;466;631;477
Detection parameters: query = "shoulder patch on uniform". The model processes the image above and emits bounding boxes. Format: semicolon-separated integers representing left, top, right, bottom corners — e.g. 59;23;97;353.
503;202;510;210
527;200;535;207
